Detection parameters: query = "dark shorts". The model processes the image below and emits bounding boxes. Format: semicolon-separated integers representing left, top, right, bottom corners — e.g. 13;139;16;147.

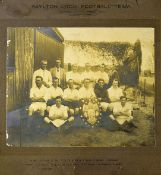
63;100;80;108
47;99;56;106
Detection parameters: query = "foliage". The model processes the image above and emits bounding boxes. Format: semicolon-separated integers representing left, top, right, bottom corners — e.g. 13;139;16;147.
65;40;142;86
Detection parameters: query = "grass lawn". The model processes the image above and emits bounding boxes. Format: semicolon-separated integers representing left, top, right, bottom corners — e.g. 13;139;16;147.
7;96;155;147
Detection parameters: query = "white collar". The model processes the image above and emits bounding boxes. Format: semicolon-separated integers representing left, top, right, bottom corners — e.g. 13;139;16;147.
35;85;44;89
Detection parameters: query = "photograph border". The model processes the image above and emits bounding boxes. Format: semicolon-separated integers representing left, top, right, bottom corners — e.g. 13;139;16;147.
0;19;161;174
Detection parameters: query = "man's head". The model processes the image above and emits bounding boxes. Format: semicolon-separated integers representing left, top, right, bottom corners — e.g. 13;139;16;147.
55;96;62;107
56;59;61;68
84;78;90;88
120;96;127;106
68;79;74;89
85;63;91;71
112;79;119;88
41;59;48;70
52;77;59;87
72;64;78;72
98;78;105;88
99;64;105;72
35;76;43;88
92;97;98;104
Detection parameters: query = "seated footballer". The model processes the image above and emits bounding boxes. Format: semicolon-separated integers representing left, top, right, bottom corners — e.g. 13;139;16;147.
44;96;74;128
28;76;47;116
109;96;136;132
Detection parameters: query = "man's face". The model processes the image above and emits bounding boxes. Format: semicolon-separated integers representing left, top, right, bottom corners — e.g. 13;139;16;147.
53;79;59;87
68;80;74;88
100;65;105;72
72;65;78;72
56;98;62;107
41;61;47;70
56;60;61;67
92;97;98;104
84;79;90;88
113;80;118;87
35;78;43;87
121;98;126;106
98;80;104;87
126;48;134;59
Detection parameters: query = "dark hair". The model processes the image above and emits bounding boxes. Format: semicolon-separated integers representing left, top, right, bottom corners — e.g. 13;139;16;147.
68;79;74;83
98;78;105;83
120;96;127;100
113;79;119;82
41;59;48;63
52;77;59;81
35;76;43;81
112;78;120;86
72;64;78;66
55;96;63;101
84;78;90;82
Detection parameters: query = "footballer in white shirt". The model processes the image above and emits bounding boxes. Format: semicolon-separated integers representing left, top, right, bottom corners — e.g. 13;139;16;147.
79;78;96;102
63;79;80;115
47;77;63;107
96;64;109;84
107;79;124;103
109;96;136;132
66;64;81;89
81;63;95;86
28;76;48;116
32;59;52;88
44;96;74;128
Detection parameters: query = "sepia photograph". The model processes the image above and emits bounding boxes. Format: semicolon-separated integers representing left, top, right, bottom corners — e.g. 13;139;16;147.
6;27;155;147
